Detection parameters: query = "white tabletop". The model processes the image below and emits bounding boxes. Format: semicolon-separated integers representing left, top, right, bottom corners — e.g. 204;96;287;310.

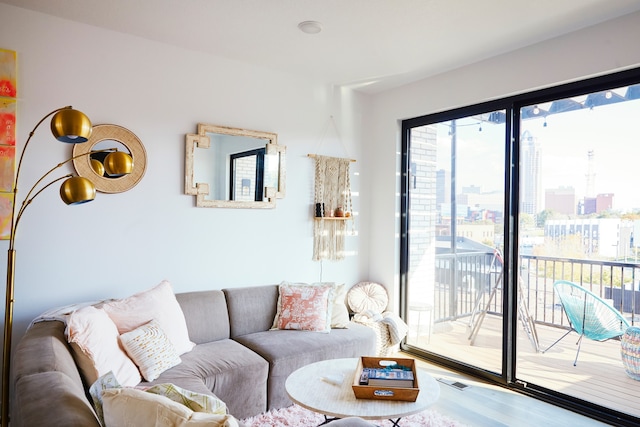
285;358;440;421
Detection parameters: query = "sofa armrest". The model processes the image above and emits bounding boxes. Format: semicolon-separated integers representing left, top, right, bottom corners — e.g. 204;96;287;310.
13;371;100;427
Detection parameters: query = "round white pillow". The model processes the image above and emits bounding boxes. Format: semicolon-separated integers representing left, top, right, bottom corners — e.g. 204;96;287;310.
347;281;388;314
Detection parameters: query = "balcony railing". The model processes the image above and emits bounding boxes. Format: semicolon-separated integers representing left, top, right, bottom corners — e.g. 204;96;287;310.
433;251;639;327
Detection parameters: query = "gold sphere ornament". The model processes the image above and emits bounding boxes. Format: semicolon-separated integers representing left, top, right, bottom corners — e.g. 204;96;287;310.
104;151;133;177
59;176;96;205
50;108;92;143
90;159;105;176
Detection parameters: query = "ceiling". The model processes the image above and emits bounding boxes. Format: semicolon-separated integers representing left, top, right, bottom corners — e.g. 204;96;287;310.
4;0;640;94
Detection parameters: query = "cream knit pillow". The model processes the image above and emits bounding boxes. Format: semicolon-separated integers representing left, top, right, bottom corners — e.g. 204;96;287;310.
119;319;181;382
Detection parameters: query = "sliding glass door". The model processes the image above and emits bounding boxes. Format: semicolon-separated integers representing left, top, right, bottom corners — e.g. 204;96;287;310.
401;69;640;425
515;85;640;420
402;110;506;375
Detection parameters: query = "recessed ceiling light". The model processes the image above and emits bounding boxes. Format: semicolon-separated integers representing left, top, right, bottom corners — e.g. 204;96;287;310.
298;21;322;34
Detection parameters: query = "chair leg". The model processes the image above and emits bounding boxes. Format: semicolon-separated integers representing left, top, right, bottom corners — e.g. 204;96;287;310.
573;334;584;366
542;329;573;354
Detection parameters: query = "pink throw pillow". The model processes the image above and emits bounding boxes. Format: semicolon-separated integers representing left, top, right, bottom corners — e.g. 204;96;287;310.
103;280;195;355
275;283;334;333
66;305;141;387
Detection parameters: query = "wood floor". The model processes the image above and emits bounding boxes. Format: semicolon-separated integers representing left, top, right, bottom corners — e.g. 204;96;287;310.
407;355;610;427
398;313;640;426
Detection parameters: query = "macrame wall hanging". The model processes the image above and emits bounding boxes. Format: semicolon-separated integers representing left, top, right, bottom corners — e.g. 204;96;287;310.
308;117;355;261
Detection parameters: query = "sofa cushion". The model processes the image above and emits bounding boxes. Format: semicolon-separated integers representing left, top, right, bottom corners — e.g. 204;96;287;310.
223;285;279;338
102;387;238;427
120;319;182;382
272;282;334;332
66;305;141;387
175;290;230;344
148;338;269;419
103;280;195;355
234;322;376;410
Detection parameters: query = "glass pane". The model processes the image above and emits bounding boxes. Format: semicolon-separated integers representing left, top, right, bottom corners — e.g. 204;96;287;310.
405;111;506;374
517;85;640;418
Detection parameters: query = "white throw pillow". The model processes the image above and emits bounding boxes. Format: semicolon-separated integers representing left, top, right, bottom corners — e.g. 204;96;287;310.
102;387;239;427
103;280;195;355
312;282;350;328
66;306;141;387
119;319;181;382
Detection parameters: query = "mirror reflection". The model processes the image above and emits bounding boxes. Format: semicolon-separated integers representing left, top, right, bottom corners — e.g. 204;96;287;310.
90;139;132;178
185;124;285;209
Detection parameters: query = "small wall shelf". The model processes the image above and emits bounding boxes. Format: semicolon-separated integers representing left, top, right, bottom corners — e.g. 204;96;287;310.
314;217;350;221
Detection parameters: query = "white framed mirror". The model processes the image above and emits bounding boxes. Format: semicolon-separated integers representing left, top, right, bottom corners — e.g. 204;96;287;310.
185;124;286;208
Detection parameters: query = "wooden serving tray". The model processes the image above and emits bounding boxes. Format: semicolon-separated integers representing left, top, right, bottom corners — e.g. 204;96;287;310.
352;356;420;402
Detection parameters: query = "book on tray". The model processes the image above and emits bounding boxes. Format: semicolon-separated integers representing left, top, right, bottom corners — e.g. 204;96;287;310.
359;367;415;388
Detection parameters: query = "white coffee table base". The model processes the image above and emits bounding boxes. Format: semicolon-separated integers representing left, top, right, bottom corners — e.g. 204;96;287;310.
285;358;440;425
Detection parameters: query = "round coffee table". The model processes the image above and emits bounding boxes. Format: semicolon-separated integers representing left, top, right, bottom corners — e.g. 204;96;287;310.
285;358;440;426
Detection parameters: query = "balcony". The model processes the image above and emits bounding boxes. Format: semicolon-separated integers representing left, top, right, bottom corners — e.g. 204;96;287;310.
406;251;640;419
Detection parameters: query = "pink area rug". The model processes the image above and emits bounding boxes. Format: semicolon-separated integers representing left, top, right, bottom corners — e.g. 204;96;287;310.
241;404;467;427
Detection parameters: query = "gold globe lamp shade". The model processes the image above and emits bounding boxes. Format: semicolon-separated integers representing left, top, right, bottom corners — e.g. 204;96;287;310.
90;158;105;176
104;151;133;177
59;176;96;205
50;108;92;143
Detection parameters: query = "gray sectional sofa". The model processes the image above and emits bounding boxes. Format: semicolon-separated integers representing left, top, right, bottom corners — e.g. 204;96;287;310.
11;284;377;426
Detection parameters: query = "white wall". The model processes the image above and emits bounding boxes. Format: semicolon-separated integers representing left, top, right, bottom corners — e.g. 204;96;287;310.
366;11;640;311
2;1;640;370
0;4;370;343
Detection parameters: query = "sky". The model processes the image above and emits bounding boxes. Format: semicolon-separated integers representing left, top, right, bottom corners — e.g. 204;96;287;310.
434;93;640;213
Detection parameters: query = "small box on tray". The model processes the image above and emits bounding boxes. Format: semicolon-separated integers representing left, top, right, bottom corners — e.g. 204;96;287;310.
352;356;420;402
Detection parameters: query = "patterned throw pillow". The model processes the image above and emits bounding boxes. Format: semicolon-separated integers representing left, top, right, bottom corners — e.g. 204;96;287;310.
273;283;334;333
119;319;181;382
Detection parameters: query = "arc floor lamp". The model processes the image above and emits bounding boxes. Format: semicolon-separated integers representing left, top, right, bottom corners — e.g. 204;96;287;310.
1;106;133;427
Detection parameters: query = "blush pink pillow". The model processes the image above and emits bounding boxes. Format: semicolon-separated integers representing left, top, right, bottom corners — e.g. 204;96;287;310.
103;280;195;355
66;305;141;387
274;283;334;333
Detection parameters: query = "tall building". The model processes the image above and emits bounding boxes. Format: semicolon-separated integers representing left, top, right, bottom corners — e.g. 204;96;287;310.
545;186;576;215
582;193;614;214
520;130;542;215
436;169;450;205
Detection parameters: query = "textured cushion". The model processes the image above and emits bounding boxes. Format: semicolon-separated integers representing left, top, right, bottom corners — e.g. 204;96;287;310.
120;319;182;382
102;387;239;427
104;280;195;355
272;283;334;332
347;281;389;314
66;305;141;387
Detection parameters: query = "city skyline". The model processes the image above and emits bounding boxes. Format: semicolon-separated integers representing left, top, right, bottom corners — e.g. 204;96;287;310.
436;96;640;213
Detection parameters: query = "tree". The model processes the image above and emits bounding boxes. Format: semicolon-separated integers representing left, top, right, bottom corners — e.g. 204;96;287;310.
520;212;535;230
536;209;562;228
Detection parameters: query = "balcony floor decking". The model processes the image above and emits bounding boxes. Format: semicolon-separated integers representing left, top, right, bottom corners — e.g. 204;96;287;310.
406;314;640;419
